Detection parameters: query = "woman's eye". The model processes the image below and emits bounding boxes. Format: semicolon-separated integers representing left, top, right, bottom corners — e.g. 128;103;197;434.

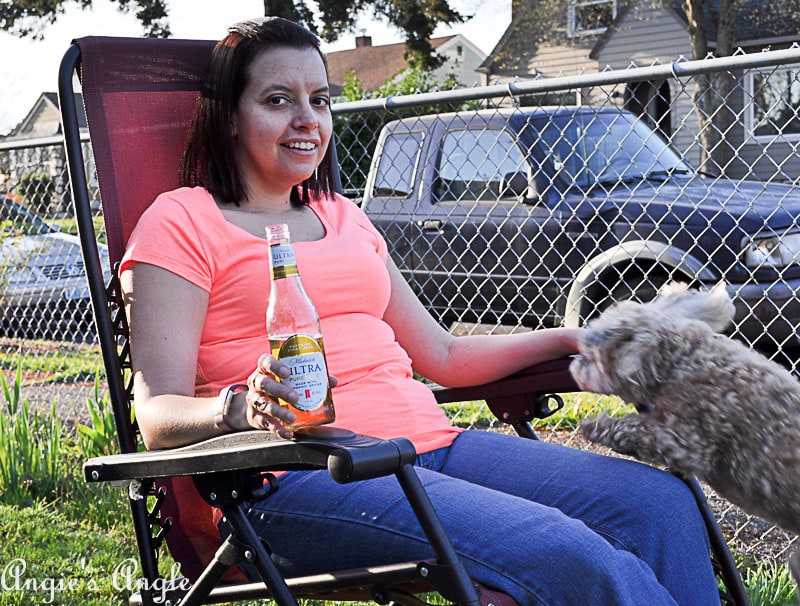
266;95;289;106
313;96;330;108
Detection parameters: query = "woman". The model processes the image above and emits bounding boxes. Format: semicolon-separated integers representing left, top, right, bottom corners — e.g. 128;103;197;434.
120;16;719;605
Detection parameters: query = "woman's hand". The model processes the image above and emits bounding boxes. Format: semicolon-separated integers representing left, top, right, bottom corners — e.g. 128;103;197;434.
241;354;338;438
244;354;297;438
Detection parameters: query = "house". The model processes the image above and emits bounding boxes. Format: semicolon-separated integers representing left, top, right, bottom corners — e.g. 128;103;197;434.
5;92;85;140
480;0;800;180
478;0;619;86
591;0;800;178
326;33;487;97
1;92;88;212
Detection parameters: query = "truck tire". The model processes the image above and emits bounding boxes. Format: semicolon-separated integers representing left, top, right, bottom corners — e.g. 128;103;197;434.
581;273;673;325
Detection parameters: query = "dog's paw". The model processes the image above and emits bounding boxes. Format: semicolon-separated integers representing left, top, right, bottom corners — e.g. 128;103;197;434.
581;413;646;458
580;412;616;445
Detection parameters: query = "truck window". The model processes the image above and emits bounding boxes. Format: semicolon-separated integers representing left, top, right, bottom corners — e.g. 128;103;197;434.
534;112;688;189
436;128;527;201
372;132;423;197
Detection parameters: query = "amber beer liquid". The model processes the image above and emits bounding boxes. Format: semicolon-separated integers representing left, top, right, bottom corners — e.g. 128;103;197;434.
266;223;335;429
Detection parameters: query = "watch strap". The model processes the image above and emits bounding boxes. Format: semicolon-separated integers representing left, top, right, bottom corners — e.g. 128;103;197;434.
214;383;249;432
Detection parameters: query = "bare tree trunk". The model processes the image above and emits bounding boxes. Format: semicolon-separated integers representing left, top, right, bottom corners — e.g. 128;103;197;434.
684;0;740;176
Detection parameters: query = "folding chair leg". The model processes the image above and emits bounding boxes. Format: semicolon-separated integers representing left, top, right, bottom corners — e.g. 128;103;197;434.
395;464;481;606
683;476;750;606
178;503;299;606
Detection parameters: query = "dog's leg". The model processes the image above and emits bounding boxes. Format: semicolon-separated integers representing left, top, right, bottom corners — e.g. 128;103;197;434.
580;413;708;477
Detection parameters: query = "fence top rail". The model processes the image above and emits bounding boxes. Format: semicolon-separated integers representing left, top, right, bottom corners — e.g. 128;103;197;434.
332;45;800;115
0;132;90;152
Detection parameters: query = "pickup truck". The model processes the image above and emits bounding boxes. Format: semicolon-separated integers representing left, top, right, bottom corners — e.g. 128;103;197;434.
360;107;800;358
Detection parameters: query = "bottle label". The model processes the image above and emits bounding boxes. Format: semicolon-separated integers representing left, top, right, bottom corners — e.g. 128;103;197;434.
274;335;329;411
269;243;299;280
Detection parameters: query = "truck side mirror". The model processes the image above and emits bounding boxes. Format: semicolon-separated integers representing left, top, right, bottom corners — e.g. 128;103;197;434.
501;171;539;204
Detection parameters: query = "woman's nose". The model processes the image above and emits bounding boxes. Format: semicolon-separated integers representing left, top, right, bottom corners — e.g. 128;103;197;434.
293;101;318;130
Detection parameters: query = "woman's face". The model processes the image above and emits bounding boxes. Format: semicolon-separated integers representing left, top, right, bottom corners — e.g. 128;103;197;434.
233;45;332;200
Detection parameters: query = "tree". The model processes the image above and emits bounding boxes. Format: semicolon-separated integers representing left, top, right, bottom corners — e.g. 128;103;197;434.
671;0;800;175
683;0;740;176
0;0;170;38
1;0;466;70
263;0;467;69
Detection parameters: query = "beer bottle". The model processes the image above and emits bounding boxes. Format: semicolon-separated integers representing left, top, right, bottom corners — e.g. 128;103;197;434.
265;223;335;429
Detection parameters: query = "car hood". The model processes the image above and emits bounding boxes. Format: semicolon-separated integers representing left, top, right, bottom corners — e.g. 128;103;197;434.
0;231;109;280
566;176;800;234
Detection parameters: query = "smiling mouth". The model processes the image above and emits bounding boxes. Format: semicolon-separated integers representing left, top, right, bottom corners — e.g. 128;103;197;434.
285;141;317;150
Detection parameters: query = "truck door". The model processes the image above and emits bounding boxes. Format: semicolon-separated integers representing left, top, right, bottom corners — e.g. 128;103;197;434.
413;125;563;328
364;128;425;291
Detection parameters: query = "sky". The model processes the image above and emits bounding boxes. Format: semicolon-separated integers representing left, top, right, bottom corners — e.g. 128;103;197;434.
0;0;511;134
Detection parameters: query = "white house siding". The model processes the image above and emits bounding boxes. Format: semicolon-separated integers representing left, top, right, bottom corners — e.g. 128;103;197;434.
433;36;487;87
739;138;800;184
528;43;598;78
593;4;691;68
592;4;704;168
9;99;62;140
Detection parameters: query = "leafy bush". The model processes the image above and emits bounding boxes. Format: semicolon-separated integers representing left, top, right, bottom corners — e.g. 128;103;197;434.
18;172;56;216
0;365;123;527
744;559;797;606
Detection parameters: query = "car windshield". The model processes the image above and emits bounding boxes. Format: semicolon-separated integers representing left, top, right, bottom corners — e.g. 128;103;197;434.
528;111;692;190
0;199;57;236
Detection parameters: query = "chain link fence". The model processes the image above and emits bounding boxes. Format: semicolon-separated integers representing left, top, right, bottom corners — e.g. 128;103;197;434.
0;134;103;424
2;46;800;566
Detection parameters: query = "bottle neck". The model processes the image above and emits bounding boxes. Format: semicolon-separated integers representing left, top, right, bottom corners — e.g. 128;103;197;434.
269;242;299;280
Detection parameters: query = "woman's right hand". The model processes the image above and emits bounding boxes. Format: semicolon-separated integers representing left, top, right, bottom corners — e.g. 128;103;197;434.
242;354;299;438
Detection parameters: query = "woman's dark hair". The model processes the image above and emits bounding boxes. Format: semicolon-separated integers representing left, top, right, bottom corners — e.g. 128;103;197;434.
180;17;336;207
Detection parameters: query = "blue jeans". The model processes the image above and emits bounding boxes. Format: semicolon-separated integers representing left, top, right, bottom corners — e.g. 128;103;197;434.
246;431;718;605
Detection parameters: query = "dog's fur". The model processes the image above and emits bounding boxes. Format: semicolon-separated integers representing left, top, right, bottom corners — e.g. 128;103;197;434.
570;283;800;581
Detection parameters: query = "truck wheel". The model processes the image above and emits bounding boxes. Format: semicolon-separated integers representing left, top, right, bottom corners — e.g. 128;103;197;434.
583;275;670;323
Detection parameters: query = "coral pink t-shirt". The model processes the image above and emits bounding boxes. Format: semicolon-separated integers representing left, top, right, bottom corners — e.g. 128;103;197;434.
121;186;461;454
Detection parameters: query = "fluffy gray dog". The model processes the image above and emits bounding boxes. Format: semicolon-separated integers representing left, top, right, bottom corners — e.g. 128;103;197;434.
570;282;800;581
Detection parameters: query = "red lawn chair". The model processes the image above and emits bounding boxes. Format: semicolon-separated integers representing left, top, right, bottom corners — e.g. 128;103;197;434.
58;34;748;606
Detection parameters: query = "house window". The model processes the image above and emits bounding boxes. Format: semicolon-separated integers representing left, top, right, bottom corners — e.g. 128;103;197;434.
568;0;616;37
746;65;800;140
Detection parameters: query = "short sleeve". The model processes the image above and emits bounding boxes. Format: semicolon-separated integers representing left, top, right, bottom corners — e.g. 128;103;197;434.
120;190;214;292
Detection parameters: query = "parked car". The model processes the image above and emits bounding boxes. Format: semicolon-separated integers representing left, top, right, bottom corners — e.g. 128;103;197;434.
361;107;800;361
0;196;109;341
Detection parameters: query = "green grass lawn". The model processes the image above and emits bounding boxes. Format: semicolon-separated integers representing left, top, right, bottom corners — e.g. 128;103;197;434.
0;500;137;605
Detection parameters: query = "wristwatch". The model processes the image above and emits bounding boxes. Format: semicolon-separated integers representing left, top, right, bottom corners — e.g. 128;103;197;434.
213;383;249;432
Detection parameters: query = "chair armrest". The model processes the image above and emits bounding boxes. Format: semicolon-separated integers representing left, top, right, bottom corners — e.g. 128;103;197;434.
432;357;578;425
84;427;416;486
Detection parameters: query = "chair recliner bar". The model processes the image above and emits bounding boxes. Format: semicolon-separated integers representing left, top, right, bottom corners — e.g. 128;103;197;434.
58;34;749;606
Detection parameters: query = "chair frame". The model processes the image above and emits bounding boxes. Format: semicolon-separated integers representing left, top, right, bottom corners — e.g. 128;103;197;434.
58;35;749;606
